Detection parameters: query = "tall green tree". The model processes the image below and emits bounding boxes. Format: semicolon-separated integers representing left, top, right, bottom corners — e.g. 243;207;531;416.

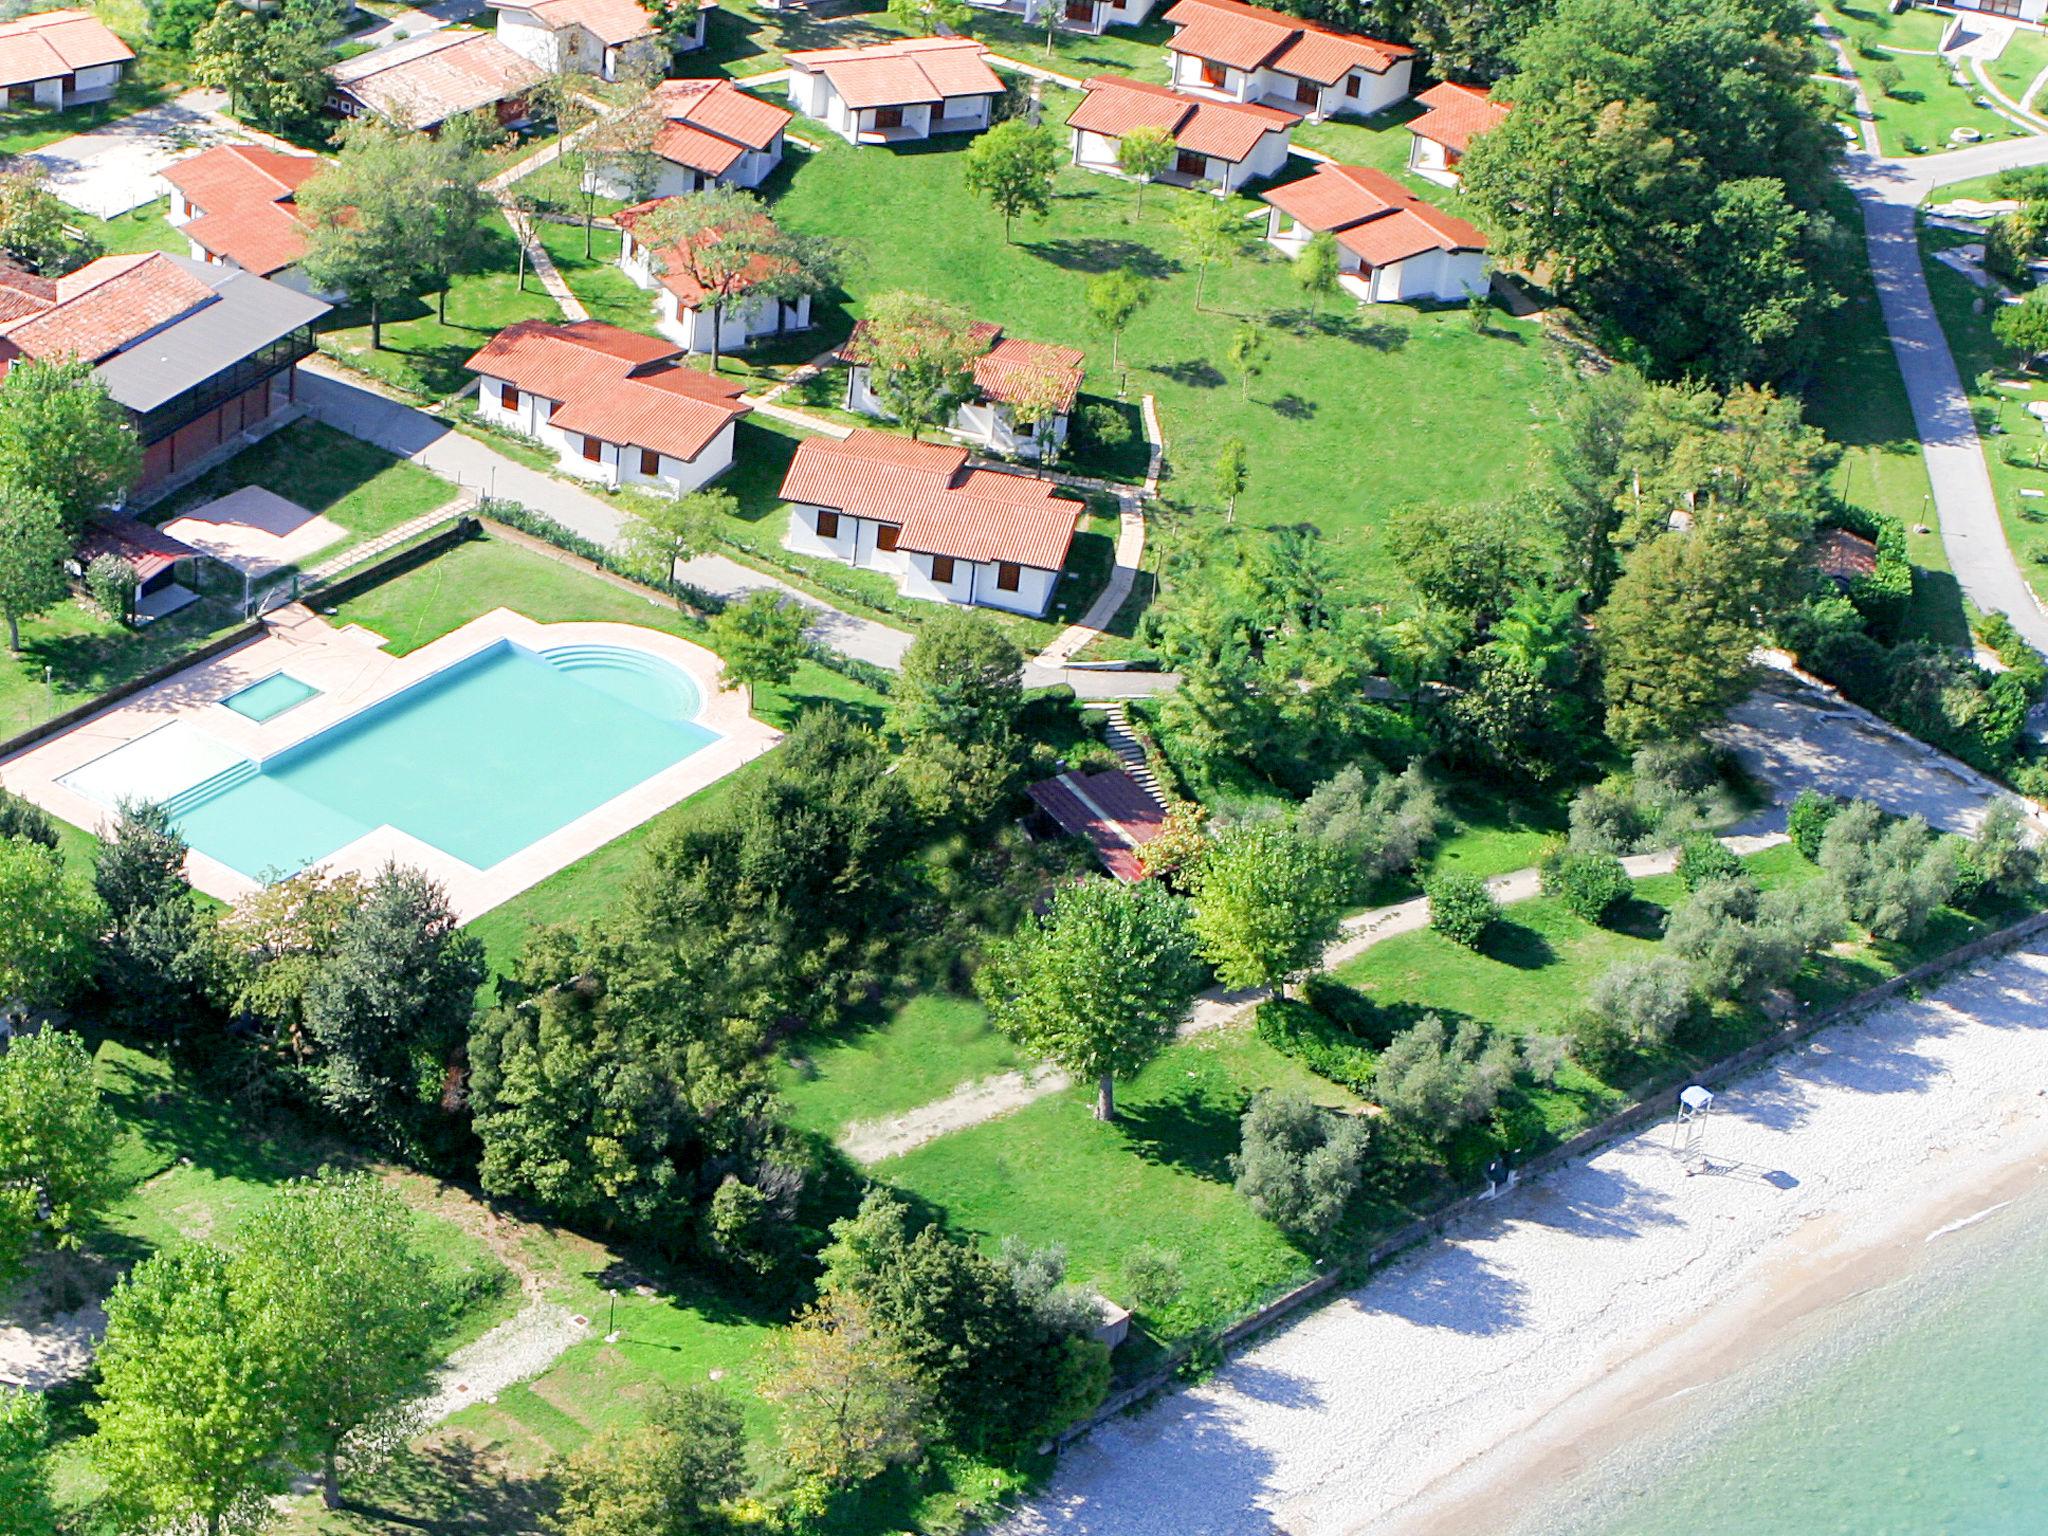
625;489;733;588
1116;124;1175;217
423;113;501;324
0;357;139;533
192;0;344;134
707;588;807;692
962;118;1064;242
1215;436;1249;520
0;1387;57;1536
1995;287;2048;370
1086;266;1150;382
1228;320;1268;401
1297;229;1340;315
976;878;1205;1119
0;483;70;653
90;1245;291;1536
299;122;447;351
638;187;842;376
887;0;968;33
0;168;83;275
855;291;985;440
0;1030;118;1283
1187;823;1346;995
764;1290;925;1496
892;607;1025;745
546;1387;746;1536
1174;194;1238;312
1598;530;1754;745
0;839;101;1014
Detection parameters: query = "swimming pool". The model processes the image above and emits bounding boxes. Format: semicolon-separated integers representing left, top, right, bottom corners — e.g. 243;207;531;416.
220;671;321;723
160;640;719;879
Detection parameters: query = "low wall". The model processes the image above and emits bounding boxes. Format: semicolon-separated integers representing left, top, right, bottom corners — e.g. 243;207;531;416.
1048;903;2048;1453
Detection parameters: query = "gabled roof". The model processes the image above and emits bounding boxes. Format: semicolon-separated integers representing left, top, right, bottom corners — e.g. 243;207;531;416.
163;146;327;277
326;29;543;130
1068;74;1297;163
646;77;791;171
492;0;667;46
0;9;133;90
463;319;749;463
785;36;1003;111
0;252;217;363
1409;79;1509;154
781;428;1082;572
974;338;1085;416
615;199;791;308
1162;0;1411;83
1262;161;1485;264
1026;769;1165;881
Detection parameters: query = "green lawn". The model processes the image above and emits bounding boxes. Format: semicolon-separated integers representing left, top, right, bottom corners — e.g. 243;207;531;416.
1827;0;2015;156
0;591;244;745
537;220;663;336
1292;102;1450;202
1984;23;2048;109
0;77;170;156
778;991;1024;1141
74;198;187;257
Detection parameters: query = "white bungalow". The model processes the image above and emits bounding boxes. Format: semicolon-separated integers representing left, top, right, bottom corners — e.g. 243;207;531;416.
781;430;1082;617
614;198;814;355
1161;0;1412;121
784;36;1005;146
592;77;791;200
964;0;1160;36
1405;80;1509;188
465;319;751;497
1260;161;1489;304
488;0;700;82
0;9;132;110
840;319;1085;462
1067;74;1295;193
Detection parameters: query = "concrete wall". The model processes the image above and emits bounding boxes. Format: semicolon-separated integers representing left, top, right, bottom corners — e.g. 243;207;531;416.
1408;133;1458;186
1365;247;1487;303
1172;49;1410;120
784;501;1061;616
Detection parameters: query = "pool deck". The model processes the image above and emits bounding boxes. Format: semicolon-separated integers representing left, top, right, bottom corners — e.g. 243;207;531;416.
0;605;781;921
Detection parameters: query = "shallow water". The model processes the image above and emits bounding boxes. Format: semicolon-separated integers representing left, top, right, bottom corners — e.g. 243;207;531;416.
1521;1183;2048;1536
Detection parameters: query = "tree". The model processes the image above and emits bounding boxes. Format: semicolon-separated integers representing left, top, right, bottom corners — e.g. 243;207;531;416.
1174;194;1238;311
1425;870;1498;948
1787;788;1841;860
1373;1013;1517;1139
0;840;101;1015
1970;800;2040;897
626;489;732;587
90;1245;291;1536
1995;288;2048;371
573;93;664;256
0;484;70;653
1228;320;1268;401
84;552;138;627
423;114;500;323
1187;823;1345;995
639;188;835;376
763;1289;926;1495
1297;763;1441;891
1541;849;1632;924
301;862;484;1146
233;1173;448;1507
1585;955;1693;1045
0;788;57;851
95;799;190;922
1598;531;1757;746
1215;436;1249;520
892;605;1024;745
298;122;444;351
0;1387;57;1536
963;118;1064;242
707;589;807;692
0;168;81;275
0;1030;118;1282
1817;800;1960;943
546;1387;746;1536
1231;1090;1369;1239
1086;267;1150;385
210;867;364;1061
0;357;139;533
1675;832;1744;891
887;0;968;34
854;291;985;439
1117;124;1175;217
976;878;1204;1120
149;0;217;49
192;0;344;135
1298;229;1340;315
1664;876;1839;1001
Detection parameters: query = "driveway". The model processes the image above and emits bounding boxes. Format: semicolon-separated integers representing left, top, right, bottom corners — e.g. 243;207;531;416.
350;0;487;51
27;90;238;218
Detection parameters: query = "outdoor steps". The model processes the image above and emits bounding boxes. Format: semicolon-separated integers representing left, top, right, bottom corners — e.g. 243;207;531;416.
160;758;259;819
1099;701;1163;805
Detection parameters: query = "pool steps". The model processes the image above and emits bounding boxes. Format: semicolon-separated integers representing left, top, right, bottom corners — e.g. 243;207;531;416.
161;758;260;820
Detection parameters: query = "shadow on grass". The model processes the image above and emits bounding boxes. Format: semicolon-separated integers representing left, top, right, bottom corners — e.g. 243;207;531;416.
1026;236;1181;278
1148;357;1226;388
1603;896;1669;941
1115;1087;1244;1183
1270;392;1315;420
336;1437;559;1533
1479;920;1555;970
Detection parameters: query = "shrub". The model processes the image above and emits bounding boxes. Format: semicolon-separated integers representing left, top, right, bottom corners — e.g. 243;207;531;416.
1676;833;1744;891
1254;998;1377;1093
1373;1013;1517;1140
1297;762;1441;891
0;787;58;850
1078;402;1132;449
1587;956;1695;1046
84;553;137;626
1665;878;1797;1002
1119;1245;1184;1312
1567;782;1651;853
1827;507;1913;640
1872;59;1903;97
1566;1007;1636;1076
1969;800;2041;899
1426;871;1499;948
1230;1089;1370;1239
1300;973;1398;1049
1975;612;2048;700
1519;1033;1567;1085
1817;800;1959;942
1788;789;1842;861
1545;850;1632;925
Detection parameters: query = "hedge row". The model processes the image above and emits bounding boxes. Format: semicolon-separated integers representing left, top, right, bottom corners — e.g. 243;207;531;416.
1826;505;1913;640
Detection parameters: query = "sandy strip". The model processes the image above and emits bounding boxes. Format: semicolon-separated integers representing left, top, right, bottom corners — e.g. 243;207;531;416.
1000;942;2048;1536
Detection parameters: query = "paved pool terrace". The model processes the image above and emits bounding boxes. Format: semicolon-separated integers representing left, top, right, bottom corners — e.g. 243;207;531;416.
0;606;781;921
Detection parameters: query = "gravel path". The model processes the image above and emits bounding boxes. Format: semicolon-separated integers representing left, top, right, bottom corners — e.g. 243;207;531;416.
410;1302;588;1427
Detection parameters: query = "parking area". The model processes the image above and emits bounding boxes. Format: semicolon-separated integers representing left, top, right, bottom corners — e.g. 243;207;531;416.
26;89;236;218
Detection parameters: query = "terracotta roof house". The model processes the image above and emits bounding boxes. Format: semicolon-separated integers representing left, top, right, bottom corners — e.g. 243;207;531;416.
1162;0;1413;121
489;0;708;82
840;318;1085;463
965;0;1161;38
466;319;752;497
326;29;544;132
592;77;791;199
1261;161;1487;303
785;36;1005;147
781;428;1083;617
1406;80;1508;187
0;9;132;111
614;198;814;355
1068;74;1297;194
1025;768;1166;880
162;146;337;300
0;252;328;494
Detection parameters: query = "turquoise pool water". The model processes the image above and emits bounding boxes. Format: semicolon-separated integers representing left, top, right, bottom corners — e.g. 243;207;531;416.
1525;1185;2048;1536
168;640;716;878
220;672;321;723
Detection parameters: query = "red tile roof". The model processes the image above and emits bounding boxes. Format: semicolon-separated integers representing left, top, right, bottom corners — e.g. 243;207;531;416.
1262;161;1485;264
780;428;1081;572
464;319;750;462
326;29;542;130
0;252;218;363
615;200;791;307
648;77;792;168
0;9;132;89
785;36;1003;110
1816;527;1878;585
1163;0;1411;83
76;515;203;585
838;315;1005;366
1409;80;1508;154
1069;74;1297;164
975;338;1085;415
162;146;326;277
502;0;664;46
1026;769;1165;881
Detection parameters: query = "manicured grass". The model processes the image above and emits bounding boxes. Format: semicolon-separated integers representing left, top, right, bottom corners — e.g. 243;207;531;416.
1985;23;2048;108
1827;1;2016;156
537;220;663;337
779;991;1024;1140
0;591;245;744
0;77;170;156
74;198;187;256
1292;102;1448;202
765;94;1555;599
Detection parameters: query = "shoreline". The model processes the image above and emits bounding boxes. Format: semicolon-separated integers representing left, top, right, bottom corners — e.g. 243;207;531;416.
1000;944;2048;1536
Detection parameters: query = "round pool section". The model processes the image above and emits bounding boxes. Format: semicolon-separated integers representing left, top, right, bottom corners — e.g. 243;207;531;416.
539;643;705;723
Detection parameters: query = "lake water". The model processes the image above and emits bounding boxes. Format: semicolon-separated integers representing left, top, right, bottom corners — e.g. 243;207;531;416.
1520;1183;2048;1536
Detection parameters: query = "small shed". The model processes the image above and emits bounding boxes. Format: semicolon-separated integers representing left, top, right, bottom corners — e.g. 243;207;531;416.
73;516;208;619
1025;768;1166;881
1814;526;1878;591
1088;1293;1132;1352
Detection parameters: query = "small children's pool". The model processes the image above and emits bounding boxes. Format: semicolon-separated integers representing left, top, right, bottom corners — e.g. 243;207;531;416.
158;640;717;879
219;671;321;722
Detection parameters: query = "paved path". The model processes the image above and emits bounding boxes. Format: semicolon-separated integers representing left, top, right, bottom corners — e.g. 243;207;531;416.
1033;394;1164;669
28;89;237;218
350;0;485;49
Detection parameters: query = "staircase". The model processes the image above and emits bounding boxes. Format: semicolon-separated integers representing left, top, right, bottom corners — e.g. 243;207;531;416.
1099;701;1163;805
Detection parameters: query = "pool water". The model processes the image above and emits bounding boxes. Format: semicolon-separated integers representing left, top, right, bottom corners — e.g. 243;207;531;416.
167;640;716;878
220;671;321;722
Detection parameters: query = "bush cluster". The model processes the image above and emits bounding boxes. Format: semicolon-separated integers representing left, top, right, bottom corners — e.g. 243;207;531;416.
1541;848;1633;925
1426;872;1499;948
1254;998;1378;1094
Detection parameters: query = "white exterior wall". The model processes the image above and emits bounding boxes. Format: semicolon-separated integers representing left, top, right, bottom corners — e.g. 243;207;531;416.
1408;133;1458;186
495;9;566;72
1364;247;1487;304
478;375;556;440
1070;126;1124;174
933;93;993;133
1170;52;1253;102
479;375;735;493
784;502;1061;615
1173;50;1410;119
